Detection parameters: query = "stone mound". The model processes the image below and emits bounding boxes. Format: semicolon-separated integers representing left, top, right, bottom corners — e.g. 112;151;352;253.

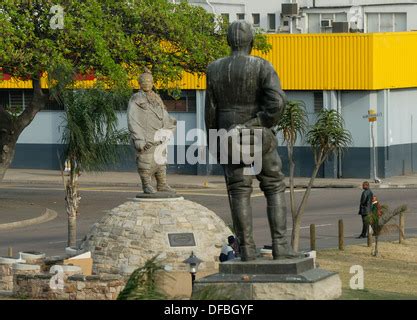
80;199;232;275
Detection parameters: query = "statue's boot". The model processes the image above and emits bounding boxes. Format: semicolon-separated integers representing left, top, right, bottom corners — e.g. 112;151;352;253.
230;195;257;261
155;166;175;193
139;170;156;194
266;193;304;260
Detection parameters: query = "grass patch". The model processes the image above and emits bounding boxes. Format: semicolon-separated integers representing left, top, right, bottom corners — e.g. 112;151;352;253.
341;289;417;300
317;237;417;299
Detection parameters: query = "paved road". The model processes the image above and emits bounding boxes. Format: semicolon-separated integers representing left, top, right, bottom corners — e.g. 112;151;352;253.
0;183;416;257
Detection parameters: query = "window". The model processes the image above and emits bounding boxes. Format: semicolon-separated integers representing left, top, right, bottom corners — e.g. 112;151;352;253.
159;90;196;112
252;13;260;27
0;89;64;112
394;13;407;31
366;12;407;32
308;12;349;33
367;13;379;32
0;90;31;113
313;92;323;113
221;13;229;25
237;13;245;21
268;14;276;31
308;13;320;33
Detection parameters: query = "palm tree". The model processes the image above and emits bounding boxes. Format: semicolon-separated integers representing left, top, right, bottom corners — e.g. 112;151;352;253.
291;109;352;251
60;87;129;247
276;100;308;248
366;204;408;256
117;255;167;300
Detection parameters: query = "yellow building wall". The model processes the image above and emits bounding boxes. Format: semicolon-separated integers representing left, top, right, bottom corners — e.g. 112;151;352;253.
1;32;417;91
371;32;417;90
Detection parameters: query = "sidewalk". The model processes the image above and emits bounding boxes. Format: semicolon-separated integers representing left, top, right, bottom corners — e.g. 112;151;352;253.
3;169;417;189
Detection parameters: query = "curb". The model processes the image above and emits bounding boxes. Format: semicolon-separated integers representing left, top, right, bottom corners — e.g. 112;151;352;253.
2;179;222;189
0;291;13;297
0;208;58;231
3;179;417;190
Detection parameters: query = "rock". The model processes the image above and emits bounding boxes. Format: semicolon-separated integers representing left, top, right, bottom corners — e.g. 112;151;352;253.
79;199;232;297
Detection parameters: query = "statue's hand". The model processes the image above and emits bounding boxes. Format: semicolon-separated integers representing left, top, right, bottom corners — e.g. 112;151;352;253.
143;142;154;152
135;140;146;151
243;117;261;128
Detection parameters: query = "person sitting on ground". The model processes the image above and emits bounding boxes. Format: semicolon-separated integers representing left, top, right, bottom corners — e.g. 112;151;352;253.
219;235;237;262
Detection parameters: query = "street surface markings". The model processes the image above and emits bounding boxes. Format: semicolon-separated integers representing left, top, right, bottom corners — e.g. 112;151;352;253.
286;223;332;231
0;185;311;197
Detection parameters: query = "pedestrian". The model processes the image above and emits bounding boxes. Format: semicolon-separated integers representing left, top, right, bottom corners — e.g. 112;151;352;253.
357;181;373;238
219;235;237;262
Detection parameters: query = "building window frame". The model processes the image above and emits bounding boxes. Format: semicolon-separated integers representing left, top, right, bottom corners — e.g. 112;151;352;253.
267;13;276;31
236;13;245;21
313;91;324;113
252;13;260;27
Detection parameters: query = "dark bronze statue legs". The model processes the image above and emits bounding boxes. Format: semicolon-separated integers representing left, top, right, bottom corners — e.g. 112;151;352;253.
266;193;303;260
223;149;303;261
230;195;257;261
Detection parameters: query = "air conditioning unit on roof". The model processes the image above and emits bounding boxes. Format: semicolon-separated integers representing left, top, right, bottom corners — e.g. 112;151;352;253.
282;3;299;16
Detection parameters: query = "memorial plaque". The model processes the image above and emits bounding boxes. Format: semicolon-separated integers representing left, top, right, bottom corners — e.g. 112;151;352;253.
168;233;196;247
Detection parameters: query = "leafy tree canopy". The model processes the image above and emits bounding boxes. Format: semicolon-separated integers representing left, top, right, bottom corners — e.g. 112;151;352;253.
0;0;271;89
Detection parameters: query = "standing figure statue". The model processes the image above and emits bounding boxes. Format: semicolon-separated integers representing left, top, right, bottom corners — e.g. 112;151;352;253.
127;68;177;194
205;21;302;261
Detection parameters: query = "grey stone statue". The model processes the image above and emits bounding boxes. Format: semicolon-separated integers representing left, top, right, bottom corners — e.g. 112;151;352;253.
127;69;176;194
205;21;302;261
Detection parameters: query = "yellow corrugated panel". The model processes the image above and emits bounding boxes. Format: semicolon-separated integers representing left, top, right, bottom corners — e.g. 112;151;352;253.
253;33;374;90
0;78;33;89
372;32;417;89
2;32;417;91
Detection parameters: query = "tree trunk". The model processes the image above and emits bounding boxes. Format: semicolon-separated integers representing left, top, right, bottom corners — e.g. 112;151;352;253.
0;109;17;183
374;236;379;256
68;216;77;248
291;156;323;252
0;142;16;182
287;144;296;219
291;215;302;252
65;163;80;248
0;79;46;182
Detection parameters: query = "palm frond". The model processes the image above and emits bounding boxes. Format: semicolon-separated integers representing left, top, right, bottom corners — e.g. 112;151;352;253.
117;255;167;300
60;87;131;172
306;109;352;164
366;204;408;236
276;100;308;145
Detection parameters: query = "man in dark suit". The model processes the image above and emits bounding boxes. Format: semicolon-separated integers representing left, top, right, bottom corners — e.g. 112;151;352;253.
357;181;373;238
205;20;302;261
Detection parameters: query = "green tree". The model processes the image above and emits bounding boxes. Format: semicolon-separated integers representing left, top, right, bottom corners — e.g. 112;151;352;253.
0;0;272;182
276;100;308;245
278;108;352;251
60;87;129;247
366;204;408;256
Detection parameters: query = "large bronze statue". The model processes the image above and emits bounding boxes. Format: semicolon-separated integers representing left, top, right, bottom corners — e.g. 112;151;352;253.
127;69;176;194
205;21;301;261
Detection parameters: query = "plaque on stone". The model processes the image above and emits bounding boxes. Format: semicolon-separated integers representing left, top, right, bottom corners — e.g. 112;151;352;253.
168;233;196;247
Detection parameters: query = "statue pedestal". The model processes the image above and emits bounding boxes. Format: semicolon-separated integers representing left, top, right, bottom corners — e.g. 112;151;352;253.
192;257;342;300
80;198;232;298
